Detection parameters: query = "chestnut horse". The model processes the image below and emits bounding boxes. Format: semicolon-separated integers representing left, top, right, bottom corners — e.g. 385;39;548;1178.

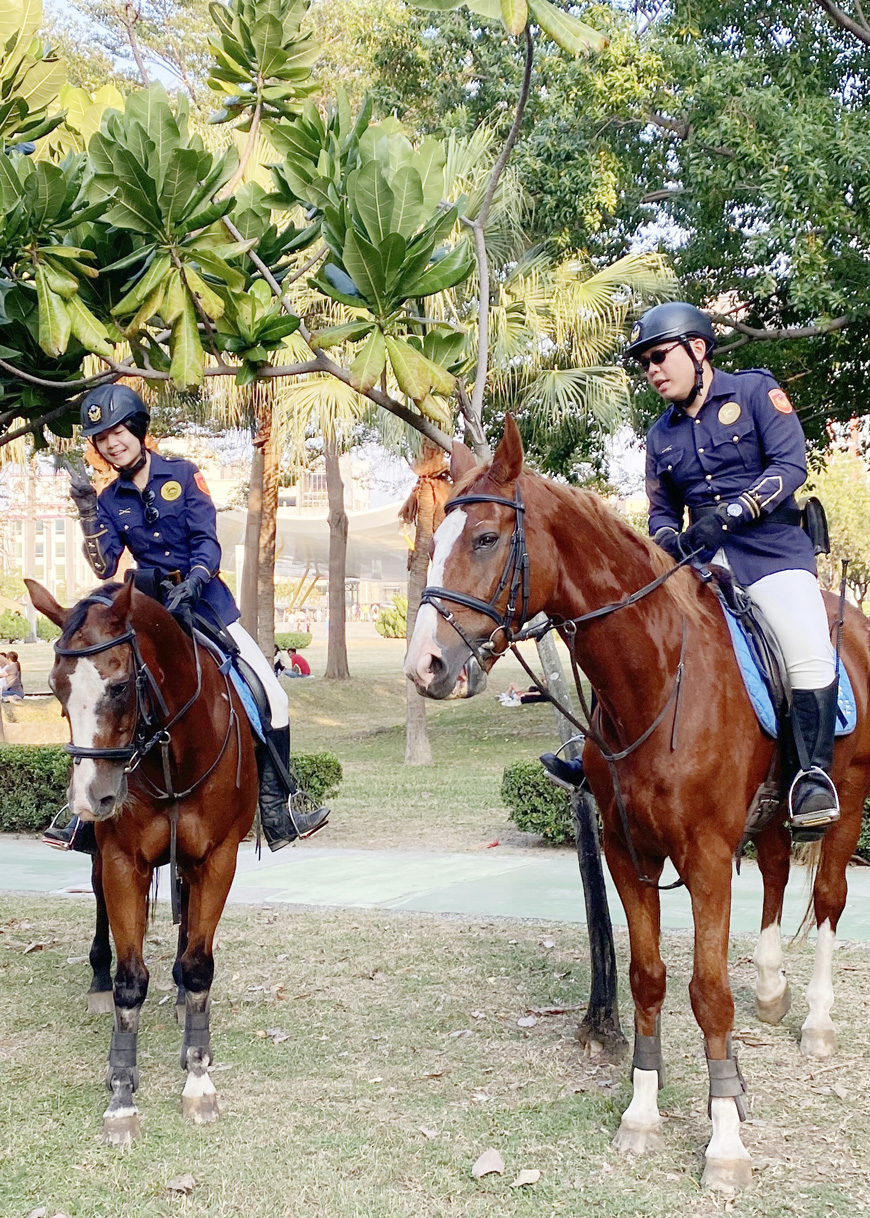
405;419;870;1194
26;577;258;1146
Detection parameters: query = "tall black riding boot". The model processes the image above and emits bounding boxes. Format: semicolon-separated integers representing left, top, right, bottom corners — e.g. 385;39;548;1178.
256;724;330;851
789;681;840;839
42;814;98;855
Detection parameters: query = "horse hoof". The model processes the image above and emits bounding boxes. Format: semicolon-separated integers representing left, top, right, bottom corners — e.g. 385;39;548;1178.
800;1026;837;1058
701;1157;752;1195
613;1120;664;1155
101;1113;141;1148
87;990;114;1016
182;1093;220;1123
581;1037;604;1059
755;984;791;1025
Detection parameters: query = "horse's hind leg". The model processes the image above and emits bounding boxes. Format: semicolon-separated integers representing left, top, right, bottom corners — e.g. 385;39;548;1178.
606;841;666;1156
172;878;190;1024
179;843;237;1124
801;781;864;1057
752;821;792;1024
87;851;114;1016
101;854;151;1148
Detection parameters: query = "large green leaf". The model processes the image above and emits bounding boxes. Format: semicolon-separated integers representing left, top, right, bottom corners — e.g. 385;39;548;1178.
309;321;375;350
349;160;394;246
65;293;114;359
414;138;447;214
35;267;71;357
402;242;475;298
170;295;204;388
342;228;389;316
161;147;201;230
389;166;425;240
500;0;528;35
30;162;67;230
113;253;173;317
349;327;386;393
385;335;433;401
526;0;607;54
315;263;368;308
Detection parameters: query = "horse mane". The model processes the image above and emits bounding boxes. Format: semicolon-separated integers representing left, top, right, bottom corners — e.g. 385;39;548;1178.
60;582;127;643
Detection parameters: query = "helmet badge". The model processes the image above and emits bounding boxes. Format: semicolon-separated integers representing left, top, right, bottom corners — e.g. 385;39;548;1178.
629;323;641;343
87;403;102;423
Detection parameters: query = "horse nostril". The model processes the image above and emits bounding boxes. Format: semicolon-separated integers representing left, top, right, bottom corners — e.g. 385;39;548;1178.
98;795;116;817
429;653;446;680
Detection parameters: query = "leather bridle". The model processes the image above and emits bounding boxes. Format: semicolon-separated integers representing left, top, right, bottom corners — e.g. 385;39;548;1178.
420;486;530;659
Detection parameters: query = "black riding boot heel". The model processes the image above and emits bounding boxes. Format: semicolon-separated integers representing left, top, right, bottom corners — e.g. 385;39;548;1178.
789;681;840;841
42;814;98;855
256;725;330;851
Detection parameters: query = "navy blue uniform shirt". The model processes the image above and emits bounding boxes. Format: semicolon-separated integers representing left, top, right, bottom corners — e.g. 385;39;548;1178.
95;451;240;624
645;368;816;586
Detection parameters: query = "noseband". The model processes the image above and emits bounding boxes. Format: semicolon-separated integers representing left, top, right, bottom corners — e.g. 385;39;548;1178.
420;487;530;657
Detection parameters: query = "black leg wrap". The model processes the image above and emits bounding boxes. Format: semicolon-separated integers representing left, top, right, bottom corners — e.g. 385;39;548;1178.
107;1029;139;1093
706;1041;747;1121
181;1006;211;1069
632;1017;665;1089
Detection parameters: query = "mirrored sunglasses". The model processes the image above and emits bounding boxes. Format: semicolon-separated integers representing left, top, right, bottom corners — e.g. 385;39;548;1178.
637;342;682;372
143;489;159;526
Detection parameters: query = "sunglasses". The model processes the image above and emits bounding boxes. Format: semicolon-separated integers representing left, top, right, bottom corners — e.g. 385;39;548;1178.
637;342;682;372
143;489;159;526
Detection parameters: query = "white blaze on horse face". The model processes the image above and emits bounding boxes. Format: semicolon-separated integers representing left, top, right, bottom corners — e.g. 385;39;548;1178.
67;657;109;819
404;508;468;687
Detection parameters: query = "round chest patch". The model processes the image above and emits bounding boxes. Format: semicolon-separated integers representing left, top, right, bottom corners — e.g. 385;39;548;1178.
769;388;794;414
160;480;182;501
718;401;741;425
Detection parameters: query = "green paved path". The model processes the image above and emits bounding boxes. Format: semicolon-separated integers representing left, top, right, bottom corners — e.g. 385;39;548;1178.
4;836;870;940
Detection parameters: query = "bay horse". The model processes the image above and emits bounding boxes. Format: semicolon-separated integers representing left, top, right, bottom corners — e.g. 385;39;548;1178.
405;418;870;1193
26;577;258;1147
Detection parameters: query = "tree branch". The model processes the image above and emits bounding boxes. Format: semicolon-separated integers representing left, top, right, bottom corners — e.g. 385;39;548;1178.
122;2;151;87
712;313;852;354
0;402;83;449
222;101;262;198
466;25;534;459
813;0;870;47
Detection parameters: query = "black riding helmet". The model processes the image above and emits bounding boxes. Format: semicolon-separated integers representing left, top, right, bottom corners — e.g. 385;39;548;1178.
624;302;716;359
80;384;150;440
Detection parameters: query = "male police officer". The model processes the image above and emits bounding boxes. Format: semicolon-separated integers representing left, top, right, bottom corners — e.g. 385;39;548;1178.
45;384;328;852
627;301;839;837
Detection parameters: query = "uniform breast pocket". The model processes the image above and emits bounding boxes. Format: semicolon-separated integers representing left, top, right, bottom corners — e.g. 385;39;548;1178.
654;450;687;481
709;419;757;472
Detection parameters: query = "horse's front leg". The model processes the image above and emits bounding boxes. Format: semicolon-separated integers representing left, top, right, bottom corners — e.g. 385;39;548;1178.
801;790;863;1056
685;846;752;1195
178;842;237;1124
87;850;114;1015
752;821;792;1024
101;851;151;1148
172;877;190;1024
605;837;666;1156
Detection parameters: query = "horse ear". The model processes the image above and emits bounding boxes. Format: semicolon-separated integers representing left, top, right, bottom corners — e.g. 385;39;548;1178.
24;579;68;629
488;414;524;486
450;440;476;483
109;575;135;625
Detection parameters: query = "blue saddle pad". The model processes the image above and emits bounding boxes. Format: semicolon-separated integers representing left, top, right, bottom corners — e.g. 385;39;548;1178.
720;606;856;739
195;631;266;742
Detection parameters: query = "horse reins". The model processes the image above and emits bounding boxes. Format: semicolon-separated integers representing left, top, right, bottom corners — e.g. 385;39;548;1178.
421;490;697;891
55;593;240;922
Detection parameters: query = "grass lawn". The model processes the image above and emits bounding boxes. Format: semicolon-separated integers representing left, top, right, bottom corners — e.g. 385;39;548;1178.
2;895;870;1218
7;629;571;852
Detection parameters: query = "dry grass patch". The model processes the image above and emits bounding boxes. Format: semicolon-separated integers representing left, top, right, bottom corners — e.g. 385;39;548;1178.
1;896;869;1217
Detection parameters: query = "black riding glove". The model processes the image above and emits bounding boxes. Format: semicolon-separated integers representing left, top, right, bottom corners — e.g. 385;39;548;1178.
679;511;727;556
164;568;208;615
67;464;98;519
653;527;683;562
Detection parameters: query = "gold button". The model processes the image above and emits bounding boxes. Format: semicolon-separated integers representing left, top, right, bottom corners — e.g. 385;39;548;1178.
695;419;701;425
733;435;739;442
698;447;705;453
706;474;712;481
714;495;721;501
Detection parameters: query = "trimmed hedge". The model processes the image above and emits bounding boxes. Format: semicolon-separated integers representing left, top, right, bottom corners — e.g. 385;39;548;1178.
274;632;312;650
0;744;343;834
375;595;408;639
501;760;573;844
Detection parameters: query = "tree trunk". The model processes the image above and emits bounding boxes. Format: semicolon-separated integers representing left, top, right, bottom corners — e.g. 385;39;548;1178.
324;438;349;680
240;441;263;636
257;393;279;657
404;484;436;765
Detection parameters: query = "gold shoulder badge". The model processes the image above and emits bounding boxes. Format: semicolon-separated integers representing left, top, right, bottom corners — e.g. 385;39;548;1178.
718;401;741;425
87;404;102;423
161;480;182;502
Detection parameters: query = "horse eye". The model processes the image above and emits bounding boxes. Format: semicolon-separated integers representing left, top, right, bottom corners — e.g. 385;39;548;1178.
474;533;499;550
109;681;129;699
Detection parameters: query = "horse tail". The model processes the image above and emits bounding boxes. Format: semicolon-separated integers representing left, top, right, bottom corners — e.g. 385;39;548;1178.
792;840;823;942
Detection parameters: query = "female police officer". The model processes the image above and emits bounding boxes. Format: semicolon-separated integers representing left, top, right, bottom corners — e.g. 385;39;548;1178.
627;301;839;837
44;383;328;853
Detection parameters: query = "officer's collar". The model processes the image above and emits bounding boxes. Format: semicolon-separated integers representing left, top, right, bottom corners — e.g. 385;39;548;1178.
665;367;736;425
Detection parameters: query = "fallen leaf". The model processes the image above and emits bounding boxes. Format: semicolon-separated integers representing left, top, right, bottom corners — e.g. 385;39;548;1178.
517;1015;537;1028
265;1027;289;1043
26;1208;47;1218
510;1169;541;1187
450;1029;473;1038
471;1011;487;1020
472;1148;505;1178
832;1082;848;1100
24;941;48;955
419;1126;438;1140
421;1070;448;1079
367;1076;383;1083
66;955;88;965
540;937;555;949
158;995;171;1006
166;1173;197;1194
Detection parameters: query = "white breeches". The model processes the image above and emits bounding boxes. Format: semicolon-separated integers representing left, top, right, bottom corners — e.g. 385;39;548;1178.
714;553;836;690
226;621;289;729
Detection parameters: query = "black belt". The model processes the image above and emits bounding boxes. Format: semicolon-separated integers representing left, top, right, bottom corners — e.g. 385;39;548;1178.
689;501;802;528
